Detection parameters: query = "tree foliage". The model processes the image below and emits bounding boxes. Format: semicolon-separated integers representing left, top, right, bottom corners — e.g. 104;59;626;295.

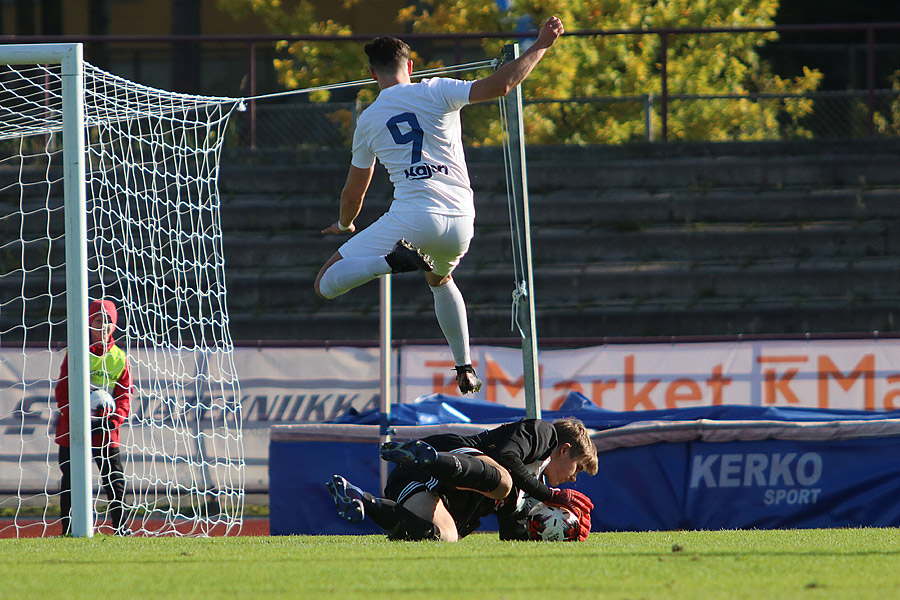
218;0;823;143
217;0;369;102
873;71;900;136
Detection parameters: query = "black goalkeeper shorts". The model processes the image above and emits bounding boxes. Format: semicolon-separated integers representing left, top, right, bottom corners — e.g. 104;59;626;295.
383;433;495;538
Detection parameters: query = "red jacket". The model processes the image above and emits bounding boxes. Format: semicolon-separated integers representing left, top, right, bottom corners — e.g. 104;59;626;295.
54;338;132;449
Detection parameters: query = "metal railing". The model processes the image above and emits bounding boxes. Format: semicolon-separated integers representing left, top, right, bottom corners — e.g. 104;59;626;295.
238;87;900;148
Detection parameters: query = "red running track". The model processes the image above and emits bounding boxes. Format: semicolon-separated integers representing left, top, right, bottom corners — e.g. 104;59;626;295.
0;517;270;538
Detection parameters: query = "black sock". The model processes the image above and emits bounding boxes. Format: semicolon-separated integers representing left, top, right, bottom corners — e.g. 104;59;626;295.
424;453;502;493
383;252;401;273
364;497;439;541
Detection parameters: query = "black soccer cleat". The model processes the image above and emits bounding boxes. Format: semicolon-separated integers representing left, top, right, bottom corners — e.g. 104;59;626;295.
384;239;434;274
455;364;483;395
379;439;438;467
326;474;365;523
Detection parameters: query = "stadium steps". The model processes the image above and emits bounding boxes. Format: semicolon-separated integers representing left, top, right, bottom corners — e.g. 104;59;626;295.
219;195;895;272
218;186;900;231
222;220;892;277
224;256;900;311
227;297;900;341
3;140;900;341
214;139;900;341
221;255;900;341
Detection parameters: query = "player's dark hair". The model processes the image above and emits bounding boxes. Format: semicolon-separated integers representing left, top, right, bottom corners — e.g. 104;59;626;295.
553;417;599;475
365;36;411;73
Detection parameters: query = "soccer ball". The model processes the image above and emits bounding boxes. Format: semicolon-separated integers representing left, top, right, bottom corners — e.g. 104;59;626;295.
89;388;115;413
526;502;579;542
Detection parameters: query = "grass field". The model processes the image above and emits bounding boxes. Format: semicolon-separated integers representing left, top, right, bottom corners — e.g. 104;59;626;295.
3;528;900;599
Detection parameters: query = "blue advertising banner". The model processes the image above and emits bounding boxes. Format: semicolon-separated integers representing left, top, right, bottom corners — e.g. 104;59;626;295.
683;438;900;530
581;443;690;532
269;396;900;535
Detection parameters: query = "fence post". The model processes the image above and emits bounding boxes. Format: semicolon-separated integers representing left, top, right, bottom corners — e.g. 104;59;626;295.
249;41;257;149
660;32;669;142
866;26;876;135
644;93;654;142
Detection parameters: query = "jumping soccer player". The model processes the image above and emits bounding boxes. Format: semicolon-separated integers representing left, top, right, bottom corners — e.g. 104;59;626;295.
314;17;566;395
326;416;597;542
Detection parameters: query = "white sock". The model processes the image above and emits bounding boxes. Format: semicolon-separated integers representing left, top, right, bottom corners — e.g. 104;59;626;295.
318;256;391;299
430;279;471;366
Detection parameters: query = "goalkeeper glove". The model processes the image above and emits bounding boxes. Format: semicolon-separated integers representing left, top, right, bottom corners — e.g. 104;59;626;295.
574;504;591;541
548;489;593;542
548;488;594;515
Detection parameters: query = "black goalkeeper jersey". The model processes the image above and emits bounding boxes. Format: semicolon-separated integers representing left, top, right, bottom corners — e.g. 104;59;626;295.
382;419;560;539
466;418;558;503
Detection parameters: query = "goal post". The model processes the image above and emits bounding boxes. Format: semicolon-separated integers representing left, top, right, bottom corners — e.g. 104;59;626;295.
500;43;541;420
0;43;245;537
59;43;92;538
0;43;93;536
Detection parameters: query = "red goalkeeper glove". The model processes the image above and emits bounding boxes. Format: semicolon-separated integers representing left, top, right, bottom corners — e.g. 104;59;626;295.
549;488;593;515
548;489;593;542
575;504;591;541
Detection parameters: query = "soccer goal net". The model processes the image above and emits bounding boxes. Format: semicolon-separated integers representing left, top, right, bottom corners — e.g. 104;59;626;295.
0;44;244;536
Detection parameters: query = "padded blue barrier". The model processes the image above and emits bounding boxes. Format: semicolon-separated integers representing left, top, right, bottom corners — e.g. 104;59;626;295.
269;439;382;535
682;437;900;530
270;394;900;534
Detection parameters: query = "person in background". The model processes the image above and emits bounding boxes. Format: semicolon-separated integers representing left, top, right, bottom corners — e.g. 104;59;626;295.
54;299;132;536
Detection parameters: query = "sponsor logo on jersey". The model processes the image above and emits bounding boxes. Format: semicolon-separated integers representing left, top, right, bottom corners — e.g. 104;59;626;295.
689;452;823;506
405;162;449;180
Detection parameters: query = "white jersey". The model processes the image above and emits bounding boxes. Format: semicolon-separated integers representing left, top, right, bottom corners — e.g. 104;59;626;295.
351;77;475;217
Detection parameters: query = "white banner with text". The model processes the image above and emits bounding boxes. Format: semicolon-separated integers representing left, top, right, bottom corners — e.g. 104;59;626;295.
400;340;900;412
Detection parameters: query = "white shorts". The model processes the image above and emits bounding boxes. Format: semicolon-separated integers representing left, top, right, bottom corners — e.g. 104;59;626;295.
339;210;475;277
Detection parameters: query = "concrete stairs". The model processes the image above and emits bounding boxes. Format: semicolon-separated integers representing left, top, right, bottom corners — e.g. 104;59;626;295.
3;140;898;343
218;140;900;341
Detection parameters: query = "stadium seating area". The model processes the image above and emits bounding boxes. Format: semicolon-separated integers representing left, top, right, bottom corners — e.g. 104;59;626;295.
219;138;900;341
3;139;898;343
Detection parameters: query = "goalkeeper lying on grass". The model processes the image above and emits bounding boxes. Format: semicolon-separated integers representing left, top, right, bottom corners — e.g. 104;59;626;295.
326;417;597;542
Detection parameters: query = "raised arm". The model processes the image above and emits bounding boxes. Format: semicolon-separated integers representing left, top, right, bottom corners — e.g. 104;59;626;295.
468;16;564;104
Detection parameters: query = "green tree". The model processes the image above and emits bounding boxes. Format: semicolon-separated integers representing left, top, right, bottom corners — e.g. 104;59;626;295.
217;0;368;102
399;0;822;143
873;71;900;136
219;0;823;144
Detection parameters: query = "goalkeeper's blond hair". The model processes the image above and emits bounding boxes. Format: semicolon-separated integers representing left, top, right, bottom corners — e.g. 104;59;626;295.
553;417;598;476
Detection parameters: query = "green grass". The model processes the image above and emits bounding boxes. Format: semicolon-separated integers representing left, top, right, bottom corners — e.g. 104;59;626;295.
3;528;900;599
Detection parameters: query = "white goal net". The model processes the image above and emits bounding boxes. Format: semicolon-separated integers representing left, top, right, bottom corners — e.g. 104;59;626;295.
0;46;244;536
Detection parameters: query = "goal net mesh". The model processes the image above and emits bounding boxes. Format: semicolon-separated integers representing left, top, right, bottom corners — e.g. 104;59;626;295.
0;60;244;536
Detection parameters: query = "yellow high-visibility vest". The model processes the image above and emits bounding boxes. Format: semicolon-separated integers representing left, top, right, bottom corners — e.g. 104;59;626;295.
89;346;127;393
